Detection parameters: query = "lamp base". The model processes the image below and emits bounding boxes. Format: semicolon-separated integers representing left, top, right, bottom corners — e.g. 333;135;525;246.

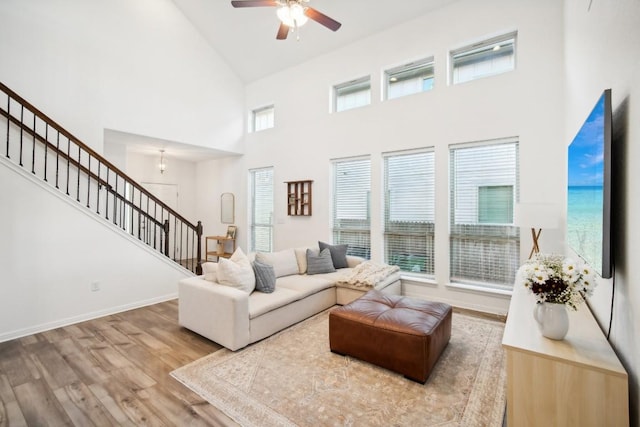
528;227;542;259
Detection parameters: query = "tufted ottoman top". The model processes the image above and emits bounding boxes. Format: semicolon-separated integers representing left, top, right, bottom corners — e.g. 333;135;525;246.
331;289;452;337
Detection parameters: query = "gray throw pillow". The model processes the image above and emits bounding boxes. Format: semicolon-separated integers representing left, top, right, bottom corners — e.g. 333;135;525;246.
318;241;348;269
306;248;336;275
252;260;276;293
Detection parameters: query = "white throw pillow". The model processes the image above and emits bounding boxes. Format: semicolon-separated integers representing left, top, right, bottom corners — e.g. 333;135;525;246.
217;248;256;293
201;262;218;282
294;246;317;274
255;249;299;278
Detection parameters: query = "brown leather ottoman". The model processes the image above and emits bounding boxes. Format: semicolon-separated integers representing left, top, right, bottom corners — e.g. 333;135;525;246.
329;289;452;384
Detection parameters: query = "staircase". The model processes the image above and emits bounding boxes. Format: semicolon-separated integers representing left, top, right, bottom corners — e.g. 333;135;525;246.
0;82;203;275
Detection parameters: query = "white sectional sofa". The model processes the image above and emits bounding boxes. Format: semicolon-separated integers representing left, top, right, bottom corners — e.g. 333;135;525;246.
178;245;401;351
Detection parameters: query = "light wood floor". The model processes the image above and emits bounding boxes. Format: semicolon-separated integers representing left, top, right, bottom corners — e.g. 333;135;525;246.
0;300;238;426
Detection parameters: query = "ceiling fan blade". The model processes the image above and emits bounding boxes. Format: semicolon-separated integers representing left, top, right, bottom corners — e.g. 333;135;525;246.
276;22;289;40
304;7;342;31
231;0;277;8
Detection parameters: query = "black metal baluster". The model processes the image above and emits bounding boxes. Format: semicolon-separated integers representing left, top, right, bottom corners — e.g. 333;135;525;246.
113;175;119;225
55;132;60;189
187;225;190;268
153;200;157;249
105;168;109;220
163;219;170;256
129;185;134;235
196;221;203;275
173;216;177;260
76;145;81;202
137;190;142;240
86;153;91;208
179;221;184;263
96;160;101;214
43;123;48;182
5;95;10;159
18;106;23;166
31;112;36;174
66;137;71;195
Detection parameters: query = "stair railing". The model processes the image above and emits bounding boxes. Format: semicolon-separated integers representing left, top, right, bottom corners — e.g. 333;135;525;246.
0;82;202;275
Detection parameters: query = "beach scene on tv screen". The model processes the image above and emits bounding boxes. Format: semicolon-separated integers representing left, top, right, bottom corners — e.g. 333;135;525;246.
567;94;605;274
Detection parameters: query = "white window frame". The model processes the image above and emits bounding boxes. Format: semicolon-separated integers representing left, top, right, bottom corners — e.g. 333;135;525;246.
331;156;371;258
333;76;371;113
450;32;517;85
250;105;275;133
384;58;435;100
449;138;520;289
383;148;435;276
249;167;274;253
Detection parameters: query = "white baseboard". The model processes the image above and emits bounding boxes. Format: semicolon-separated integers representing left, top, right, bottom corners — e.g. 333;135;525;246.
0;293;178;343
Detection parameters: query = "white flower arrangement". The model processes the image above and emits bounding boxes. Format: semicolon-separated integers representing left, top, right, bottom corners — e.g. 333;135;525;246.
520;253;597;310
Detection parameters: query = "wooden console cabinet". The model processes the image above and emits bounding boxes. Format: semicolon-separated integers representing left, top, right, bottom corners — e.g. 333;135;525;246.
502;282;629;426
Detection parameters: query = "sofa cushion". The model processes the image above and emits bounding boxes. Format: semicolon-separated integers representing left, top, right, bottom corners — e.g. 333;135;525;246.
201;262;218;282
276;274;336;298
252;260;276;293
319;241;349;269
306;248;336;275
256;249;299;278
217;248;256;293
248;287;304;319
294;246;317;274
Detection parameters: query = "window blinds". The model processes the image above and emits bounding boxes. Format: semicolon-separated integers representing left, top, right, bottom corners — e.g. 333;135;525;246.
449;140;520;288
335;77;371;112
451;33;516;84
383;150;435;275
250;167;274;253
332;157;371;258
252;106;274;132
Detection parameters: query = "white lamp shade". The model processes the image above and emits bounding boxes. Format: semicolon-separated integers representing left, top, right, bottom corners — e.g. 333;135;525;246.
277;4;308;27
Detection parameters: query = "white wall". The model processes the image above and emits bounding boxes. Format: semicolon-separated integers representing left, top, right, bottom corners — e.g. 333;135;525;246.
196;156;245;243
0;0;245;154
0;160;189;342
197;0;566;315
564;0;640;424
127;152;199;224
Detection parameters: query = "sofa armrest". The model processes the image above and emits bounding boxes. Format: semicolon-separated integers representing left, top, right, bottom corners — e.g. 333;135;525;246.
178;276;250;351
346;255;366;268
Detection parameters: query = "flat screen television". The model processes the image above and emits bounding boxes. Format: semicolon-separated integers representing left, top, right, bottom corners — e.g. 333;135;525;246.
567;89;612;278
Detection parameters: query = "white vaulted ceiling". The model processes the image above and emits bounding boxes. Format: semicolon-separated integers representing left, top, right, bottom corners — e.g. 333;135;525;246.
172;0;459;83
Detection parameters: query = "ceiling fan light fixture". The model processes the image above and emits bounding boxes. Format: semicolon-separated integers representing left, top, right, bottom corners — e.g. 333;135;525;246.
277;3;308;28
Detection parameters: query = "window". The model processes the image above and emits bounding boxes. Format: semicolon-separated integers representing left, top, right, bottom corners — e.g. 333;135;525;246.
250;105;275;132
478;185;514;224
451;32;516;84
383;149;435;275
332;157;371;258
449;139;519;288
249;167;274;252
334;77;371;112
384;58;434;100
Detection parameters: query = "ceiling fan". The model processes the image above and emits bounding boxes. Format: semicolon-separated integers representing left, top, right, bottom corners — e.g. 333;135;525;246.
231;0;342;40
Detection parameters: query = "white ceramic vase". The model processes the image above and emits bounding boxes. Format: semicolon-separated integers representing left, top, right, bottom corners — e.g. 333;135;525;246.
533;302;569;340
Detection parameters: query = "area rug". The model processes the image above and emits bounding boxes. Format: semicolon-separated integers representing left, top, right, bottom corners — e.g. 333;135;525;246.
171;309;506;427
